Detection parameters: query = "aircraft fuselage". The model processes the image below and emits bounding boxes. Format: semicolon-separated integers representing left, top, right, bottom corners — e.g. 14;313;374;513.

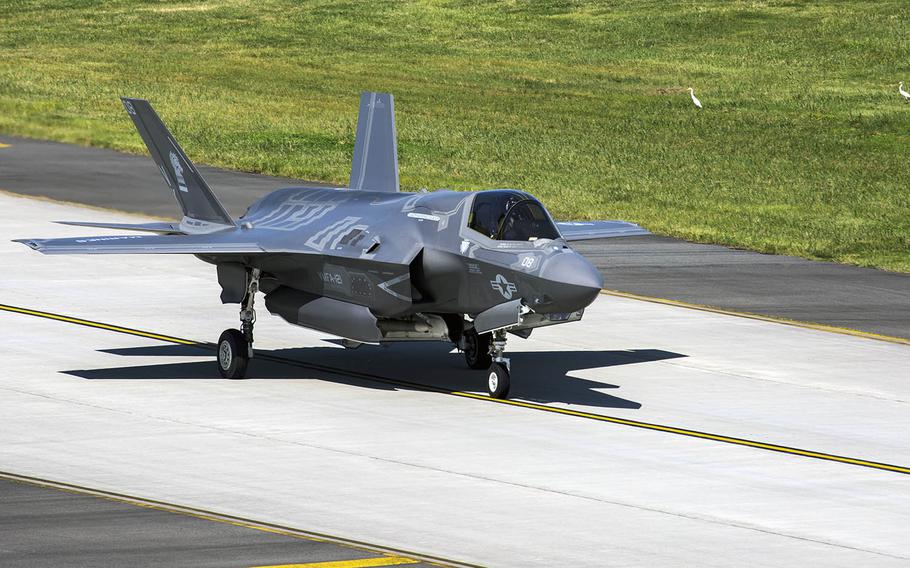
201;186;603;342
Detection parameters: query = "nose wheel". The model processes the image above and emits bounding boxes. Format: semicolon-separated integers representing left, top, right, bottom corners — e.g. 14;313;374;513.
487;362;510;399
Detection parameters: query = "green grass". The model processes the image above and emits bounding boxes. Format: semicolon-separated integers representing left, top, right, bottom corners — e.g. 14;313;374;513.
1;0;909;271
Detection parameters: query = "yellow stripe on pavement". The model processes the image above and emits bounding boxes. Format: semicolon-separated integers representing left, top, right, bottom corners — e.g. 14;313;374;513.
2;302;909;476
449;391;910;474
0;142;11;148
0;304;198;345
601;289;910;346
0;471;455;567
252;557;421;568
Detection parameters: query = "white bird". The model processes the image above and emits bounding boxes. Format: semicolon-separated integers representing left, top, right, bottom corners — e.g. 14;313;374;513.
900;81;910;101
688;87;703;109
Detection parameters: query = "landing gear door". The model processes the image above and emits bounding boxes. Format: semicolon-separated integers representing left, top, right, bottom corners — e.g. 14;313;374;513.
474;298;522;334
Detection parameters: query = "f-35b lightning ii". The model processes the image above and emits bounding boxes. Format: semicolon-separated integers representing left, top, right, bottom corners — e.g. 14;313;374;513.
17;92;648;399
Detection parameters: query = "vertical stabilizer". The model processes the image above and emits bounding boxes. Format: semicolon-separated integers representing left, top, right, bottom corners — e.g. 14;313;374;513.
121;97;235;229
349;92;399;193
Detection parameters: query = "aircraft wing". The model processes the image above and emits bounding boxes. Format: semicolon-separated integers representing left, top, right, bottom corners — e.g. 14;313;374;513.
14;232;265;255
556;220;650;241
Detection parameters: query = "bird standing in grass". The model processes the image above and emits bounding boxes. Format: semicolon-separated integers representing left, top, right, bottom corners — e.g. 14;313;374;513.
900;82;910;101
688;87;703;109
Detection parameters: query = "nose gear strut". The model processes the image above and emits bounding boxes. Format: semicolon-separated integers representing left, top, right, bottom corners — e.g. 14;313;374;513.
486;328;511;399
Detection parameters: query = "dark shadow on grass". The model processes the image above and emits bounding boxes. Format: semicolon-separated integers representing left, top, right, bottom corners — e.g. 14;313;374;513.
71;342;687;410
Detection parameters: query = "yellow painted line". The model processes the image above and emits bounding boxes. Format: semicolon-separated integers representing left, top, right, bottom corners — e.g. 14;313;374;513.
0;142;11;148
0;304;197;345
252;557;421;568
0;471;468;567
602;289;910;347
2;303;909;476
0;471;330;544
450;391;910;474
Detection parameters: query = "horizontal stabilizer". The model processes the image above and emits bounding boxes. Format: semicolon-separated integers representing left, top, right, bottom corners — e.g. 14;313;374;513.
55;220;185;234
349;92;399;193
556;220;650;241
15;232;264;255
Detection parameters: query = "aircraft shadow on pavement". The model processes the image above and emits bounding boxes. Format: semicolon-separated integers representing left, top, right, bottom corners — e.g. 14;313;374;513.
63;342;687;409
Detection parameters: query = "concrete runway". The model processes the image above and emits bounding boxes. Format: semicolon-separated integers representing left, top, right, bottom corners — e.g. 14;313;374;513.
2;193;909;567
2;134;909;339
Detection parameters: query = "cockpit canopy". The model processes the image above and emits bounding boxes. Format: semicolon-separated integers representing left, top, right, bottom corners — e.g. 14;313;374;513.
468;190;561;241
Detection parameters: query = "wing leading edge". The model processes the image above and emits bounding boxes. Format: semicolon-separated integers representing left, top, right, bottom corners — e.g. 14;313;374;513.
14;232;265;255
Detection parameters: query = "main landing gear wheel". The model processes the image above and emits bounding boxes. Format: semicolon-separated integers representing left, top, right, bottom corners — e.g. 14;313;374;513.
218;267;260;379
218;328;249;379
487;362;511;399
463;329;493;369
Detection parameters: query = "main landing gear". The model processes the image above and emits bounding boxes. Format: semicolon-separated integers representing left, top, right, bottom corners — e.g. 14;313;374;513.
462;328;492;369
462;327;511;399
218;268;260;380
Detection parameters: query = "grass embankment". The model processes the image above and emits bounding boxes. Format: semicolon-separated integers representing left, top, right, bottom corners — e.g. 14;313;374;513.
1;1;909;271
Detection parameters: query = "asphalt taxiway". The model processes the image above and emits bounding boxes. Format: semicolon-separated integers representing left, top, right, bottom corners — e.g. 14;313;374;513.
0;475;439;568
2;134;908;339
2;193;909;567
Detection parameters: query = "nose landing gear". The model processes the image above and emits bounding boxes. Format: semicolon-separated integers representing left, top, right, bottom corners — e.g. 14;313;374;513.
486;329;511;399
461;325;514;399
217;268;260;379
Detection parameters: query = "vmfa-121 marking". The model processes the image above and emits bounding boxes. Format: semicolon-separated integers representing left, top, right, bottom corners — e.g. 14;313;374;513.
17;92;648;398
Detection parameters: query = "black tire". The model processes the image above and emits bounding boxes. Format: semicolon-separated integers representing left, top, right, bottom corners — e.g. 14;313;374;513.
463;329;493;370
217;328;249;379
486;362;511;399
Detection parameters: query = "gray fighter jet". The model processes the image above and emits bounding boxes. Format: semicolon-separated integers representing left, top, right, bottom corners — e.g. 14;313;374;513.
16;92;647;398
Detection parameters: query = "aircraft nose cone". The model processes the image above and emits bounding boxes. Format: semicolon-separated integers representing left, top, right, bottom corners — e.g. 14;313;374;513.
538;252;603;312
